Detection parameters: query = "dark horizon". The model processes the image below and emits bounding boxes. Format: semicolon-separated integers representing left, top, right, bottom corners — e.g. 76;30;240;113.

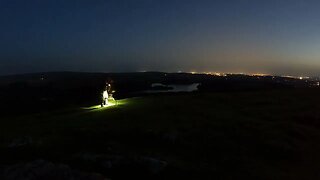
0;70;317;79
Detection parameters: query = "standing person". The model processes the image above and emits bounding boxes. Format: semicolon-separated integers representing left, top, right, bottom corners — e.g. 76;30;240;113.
101;82;112;107
101;89;108;107
101;81;113;107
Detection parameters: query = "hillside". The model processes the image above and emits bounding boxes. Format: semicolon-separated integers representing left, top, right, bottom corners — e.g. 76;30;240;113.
1;90;320;179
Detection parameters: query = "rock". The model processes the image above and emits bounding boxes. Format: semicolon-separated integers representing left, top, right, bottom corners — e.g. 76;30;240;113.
162;131;179;144
74;153;167;174
8;137;33;148
74;153;125;171
3;160;108;180
138;157;168;174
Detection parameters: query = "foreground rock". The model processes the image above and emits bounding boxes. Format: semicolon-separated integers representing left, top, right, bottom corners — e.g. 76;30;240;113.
75;153;168;175
1;160;108;180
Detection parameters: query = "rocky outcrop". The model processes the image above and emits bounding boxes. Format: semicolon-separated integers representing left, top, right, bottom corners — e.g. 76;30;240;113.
2;160;108;180
75;153;167;175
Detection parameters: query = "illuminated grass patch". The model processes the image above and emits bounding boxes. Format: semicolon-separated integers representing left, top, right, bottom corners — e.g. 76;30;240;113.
82;99;118;111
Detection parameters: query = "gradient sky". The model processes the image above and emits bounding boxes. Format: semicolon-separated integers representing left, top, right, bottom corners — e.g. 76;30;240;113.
1;0;320;76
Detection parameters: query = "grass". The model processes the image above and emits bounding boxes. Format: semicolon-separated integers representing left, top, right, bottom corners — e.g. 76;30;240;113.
1;89;320;179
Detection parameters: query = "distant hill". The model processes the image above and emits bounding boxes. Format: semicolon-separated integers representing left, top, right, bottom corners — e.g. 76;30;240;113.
0;71;317;117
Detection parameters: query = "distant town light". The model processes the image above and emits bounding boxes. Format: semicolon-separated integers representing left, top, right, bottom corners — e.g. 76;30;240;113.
252;73;270;77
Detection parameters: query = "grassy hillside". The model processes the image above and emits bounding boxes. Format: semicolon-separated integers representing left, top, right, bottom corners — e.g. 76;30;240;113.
1;89;320;179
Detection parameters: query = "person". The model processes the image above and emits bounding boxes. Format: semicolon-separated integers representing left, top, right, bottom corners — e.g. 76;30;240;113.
101;82;111;107
100;89;108;107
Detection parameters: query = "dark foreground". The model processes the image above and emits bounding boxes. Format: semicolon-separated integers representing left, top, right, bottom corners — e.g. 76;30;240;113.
1;89;320;179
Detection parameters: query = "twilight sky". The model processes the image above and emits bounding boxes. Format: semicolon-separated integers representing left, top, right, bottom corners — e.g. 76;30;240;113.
1;0;320;76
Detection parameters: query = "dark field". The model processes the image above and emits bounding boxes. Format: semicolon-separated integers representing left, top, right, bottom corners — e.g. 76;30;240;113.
1;89;320;179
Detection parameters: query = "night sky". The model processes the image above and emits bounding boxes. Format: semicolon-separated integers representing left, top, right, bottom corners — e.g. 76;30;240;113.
1;0;320;76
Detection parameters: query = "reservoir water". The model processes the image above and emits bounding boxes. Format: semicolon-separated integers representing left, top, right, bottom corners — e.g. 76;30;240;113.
145;83;200;93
